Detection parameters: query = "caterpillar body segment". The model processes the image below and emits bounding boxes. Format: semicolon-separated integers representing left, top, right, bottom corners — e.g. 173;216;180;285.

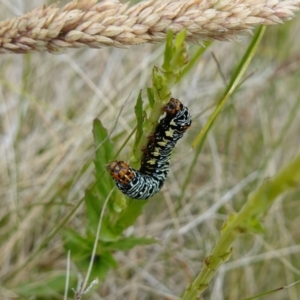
106;98;191;200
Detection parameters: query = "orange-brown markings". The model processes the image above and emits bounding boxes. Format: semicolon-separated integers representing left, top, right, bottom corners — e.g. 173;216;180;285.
141;134;155;153
106;161;134;185
181;124;190;132
163;98;182;115
141;134;156;162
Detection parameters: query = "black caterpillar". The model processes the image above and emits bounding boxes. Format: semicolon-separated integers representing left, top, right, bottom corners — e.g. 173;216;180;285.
106;98;192;200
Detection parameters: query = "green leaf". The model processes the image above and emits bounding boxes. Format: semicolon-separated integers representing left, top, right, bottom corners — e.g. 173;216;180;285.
174;29;186;48
13;273;76;299
62;230;117;282
104;236;157;251
84;190;120;241
86;251;117;281
98;221;122;242
171;30;188;76
133;90;144;156
74;251;118;282
62;228;92;258
92;118;118;214
243;280;300;300
147;87;155;108
247;216;265;234
113;199;147;234
93;118;114;178
152;66;164;98
112;195;127;213
85;189;104;232
92;119;115;198
162;30;174;72
162;30;189;84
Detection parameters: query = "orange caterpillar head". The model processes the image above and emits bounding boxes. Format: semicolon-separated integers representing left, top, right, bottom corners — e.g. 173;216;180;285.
106;160;135;185
163;98;182;116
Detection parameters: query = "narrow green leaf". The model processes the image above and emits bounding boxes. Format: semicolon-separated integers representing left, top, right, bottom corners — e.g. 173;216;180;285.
62;228;92;257
14;273;76;298
85;190;120;241
174;29;187;48
147;87;155;108
192;26;266;149
113;200;147;234
114;126;137;159
247;216;266;234
92;119;115;195
104;236;157;251
171;30;188;74
133;90;144;154
85;190;104;233
75;251;117;282
86;251;117;281
152;66;164;97
112;195;127;213
243;280;300;300
93;118;114;178
162;30;174;72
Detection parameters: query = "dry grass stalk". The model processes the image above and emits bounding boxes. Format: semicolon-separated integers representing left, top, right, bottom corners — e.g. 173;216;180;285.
0;0;300;54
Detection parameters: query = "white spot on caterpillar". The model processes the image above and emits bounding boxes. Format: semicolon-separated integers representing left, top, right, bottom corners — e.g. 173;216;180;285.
152;147;160;156
157;141;167;146
147;159;156;165
170;119;176;126
165;128;174;137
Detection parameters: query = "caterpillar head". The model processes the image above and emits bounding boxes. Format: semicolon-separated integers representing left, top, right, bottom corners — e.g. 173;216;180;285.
106;160;134;185
163;98;182;116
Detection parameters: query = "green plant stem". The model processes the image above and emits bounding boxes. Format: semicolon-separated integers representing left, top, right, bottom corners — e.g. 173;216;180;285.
132;31;179;164
182;153;300;299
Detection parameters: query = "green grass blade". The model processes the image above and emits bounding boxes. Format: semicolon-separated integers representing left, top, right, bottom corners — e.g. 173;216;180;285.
113;126;137;160
192;26;266;149
243;280;300;300
132;90;144;163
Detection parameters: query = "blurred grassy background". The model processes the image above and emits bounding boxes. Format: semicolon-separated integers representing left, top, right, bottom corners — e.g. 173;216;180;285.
1;0;300;299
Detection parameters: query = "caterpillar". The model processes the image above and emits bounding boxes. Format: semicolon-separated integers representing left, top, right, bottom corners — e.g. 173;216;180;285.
106;98;191;200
